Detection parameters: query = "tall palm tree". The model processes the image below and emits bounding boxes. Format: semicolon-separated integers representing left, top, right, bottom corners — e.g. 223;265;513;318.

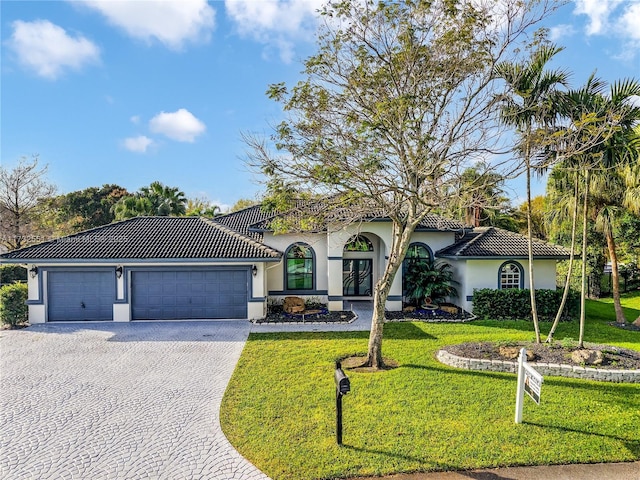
591;80;640;324
550;77;640;344
140;181;187;216
495;44;569;343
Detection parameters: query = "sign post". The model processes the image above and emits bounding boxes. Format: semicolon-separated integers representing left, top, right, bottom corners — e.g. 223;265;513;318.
515;348;543;424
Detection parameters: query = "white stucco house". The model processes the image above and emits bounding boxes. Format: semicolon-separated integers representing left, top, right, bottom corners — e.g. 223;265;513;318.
0;204;569;323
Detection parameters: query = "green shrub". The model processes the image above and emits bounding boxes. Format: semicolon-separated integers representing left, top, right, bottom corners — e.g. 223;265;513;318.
0;282;28;326
0;264;27;285
472;288;578;321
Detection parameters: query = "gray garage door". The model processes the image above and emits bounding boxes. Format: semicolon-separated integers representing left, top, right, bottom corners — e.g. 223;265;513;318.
48;270;115;321
131;269;248;320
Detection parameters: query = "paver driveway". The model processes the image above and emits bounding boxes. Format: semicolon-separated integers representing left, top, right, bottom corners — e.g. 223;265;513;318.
0;321;270;480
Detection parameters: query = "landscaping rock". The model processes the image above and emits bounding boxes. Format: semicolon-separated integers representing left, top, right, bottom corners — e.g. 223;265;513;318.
440;305;459;315
571;349;604;366
283;296;305;314
499;346;534;361
403;306;416;313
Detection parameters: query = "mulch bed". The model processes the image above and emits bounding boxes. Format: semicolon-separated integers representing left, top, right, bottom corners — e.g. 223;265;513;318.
444;341;640;370
609;321;640;332
255;309;356;324
385;303;474;322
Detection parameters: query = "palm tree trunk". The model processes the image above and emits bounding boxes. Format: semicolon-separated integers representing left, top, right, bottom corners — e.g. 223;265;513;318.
578;169;590;348
606;230;626;324
526;155;541;343
546;175;580;343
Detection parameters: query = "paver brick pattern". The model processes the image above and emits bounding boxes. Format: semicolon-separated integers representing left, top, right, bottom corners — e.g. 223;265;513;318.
0;321;270;480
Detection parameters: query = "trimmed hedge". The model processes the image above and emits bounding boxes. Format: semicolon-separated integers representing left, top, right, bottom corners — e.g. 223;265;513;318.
0;264;27;285
472;288;579;321
0;282;28;326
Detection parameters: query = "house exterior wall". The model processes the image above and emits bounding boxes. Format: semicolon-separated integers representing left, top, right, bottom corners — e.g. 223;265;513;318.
454;258;559;313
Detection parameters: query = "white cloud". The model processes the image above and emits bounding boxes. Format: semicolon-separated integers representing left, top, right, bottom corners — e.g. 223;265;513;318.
620;3;640;42
78;0;215;50
149;108;206;142
130;115;141;125
123;135;154;153
548;23;576;42
573;0;623;35
6;19;100;79
225;0;324;62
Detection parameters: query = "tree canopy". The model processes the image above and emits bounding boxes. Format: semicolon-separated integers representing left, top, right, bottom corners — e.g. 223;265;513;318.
246;0;559;367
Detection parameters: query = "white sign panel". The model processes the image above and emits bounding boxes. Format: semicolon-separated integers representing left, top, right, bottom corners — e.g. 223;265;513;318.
523;363;543;404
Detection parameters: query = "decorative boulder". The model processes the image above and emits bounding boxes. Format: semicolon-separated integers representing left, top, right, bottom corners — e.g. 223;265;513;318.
499;347;535;361
571;349;603;366
403;306;416;313
283;296;305;314
440;305;459;315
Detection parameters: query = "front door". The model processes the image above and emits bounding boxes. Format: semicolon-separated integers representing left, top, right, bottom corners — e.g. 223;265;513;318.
343;259;372;296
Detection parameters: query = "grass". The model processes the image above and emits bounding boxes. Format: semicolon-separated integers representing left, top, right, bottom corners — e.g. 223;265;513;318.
221;294;640;480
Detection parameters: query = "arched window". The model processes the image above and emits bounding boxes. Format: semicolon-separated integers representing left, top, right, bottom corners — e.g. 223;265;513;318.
405;243;433;262
285;243;315;290
344;235;374;252
402;243;434;296
499;261;524;289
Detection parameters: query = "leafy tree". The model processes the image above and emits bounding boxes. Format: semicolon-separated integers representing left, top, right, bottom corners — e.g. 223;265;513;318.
39;184;129;235
231;198;259;212
516;195;547;240
185;197;221;217
447;162;515;228
245;0;558;368
113;181;187;219
495;43;569;343
0;156;56;250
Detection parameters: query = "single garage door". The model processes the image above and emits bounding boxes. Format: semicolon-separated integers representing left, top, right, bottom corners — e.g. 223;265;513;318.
131;269;248;320
48;270;115;321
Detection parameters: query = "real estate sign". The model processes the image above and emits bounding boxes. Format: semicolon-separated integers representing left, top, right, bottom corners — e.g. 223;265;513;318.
523;362;542;404
515;348;544;424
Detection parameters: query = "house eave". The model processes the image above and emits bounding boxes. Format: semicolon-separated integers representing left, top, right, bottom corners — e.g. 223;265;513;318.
0;257;282;264
436;254;570;260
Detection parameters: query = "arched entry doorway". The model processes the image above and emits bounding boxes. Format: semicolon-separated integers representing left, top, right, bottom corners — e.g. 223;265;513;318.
342;235;374;297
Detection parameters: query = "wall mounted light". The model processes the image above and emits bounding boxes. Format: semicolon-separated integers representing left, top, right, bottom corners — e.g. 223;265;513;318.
115;266;123;279
252;265;258;277
29;265;38;278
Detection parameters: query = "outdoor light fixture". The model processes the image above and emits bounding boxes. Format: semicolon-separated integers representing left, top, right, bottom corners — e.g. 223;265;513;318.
115;266;123;279
252;265;258;277
29;266;38;278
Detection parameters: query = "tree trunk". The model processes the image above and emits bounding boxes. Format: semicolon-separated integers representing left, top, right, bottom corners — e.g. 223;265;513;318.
546;176;580;343
578;169;590;348
365;219;415;369
526;157;541;343
606;230;626;324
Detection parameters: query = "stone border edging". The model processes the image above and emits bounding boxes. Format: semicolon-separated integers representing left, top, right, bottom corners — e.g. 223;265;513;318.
436;349;640;383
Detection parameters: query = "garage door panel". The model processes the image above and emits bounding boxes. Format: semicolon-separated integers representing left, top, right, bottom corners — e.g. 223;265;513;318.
132;269;248;320
48;271;115;321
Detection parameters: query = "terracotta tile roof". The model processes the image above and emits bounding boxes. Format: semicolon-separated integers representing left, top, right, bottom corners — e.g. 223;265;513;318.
436;227;570;258
0;216;282;261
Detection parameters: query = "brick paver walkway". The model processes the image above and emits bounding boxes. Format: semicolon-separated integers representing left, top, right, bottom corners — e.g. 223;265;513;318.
0;321;269;480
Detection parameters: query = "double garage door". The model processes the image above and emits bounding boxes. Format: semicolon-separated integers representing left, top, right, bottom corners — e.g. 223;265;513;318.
131;270;248;320
47;268;248;321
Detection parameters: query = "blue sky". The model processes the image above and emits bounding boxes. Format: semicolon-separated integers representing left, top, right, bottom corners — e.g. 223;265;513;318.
2;1;639;211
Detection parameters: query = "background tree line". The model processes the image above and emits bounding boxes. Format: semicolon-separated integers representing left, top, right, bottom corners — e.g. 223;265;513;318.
0;156;256;250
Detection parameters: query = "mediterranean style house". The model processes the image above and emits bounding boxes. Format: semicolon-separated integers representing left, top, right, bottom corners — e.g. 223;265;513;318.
0;204;569;323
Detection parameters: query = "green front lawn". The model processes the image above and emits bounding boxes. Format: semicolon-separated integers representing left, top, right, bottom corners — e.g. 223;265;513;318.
221;296;640;480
